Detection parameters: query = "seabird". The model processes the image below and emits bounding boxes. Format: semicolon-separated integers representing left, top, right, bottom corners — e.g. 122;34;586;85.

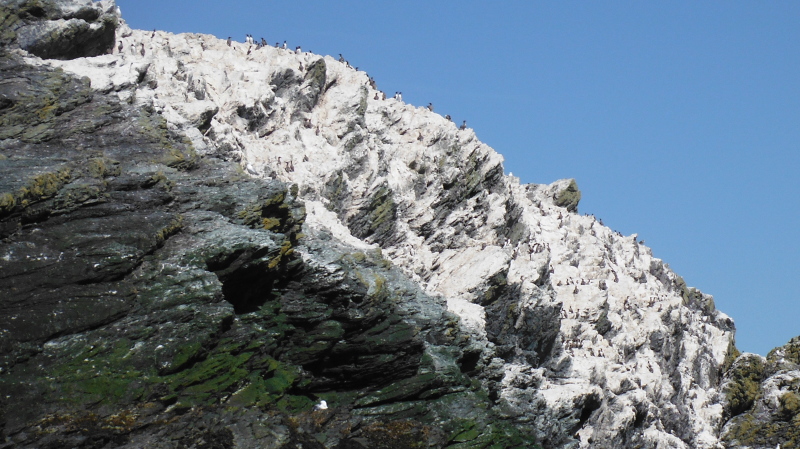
338;54;345;63
261;38;267;46
151;29;156;38
245;163;258;175
117;41;123;53
247;46;252;55
397;92;402;101
460;120;467;130
282;40;287;49
374;93;379;100
314;399;328;410
427;103;434;112
445;114;451;121
227;37;231;47
140;43;145;57
295;45;302;53
275;42;280;47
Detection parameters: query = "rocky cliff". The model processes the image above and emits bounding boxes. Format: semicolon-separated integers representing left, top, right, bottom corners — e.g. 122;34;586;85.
0;1;794;448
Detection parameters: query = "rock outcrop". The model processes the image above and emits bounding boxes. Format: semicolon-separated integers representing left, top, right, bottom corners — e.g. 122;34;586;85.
1;0;117;59
0;1;792;448
719;338;800;448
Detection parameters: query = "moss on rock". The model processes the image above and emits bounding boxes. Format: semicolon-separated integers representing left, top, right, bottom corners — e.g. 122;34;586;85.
724;354;765;418
554;179;581;212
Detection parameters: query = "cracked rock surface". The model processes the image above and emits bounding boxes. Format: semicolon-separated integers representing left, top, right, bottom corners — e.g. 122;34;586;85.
1;1;796;448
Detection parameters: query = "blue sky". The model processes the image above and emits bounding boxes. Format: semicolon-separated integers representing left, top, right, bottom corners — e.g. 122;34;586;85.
116;1;799;355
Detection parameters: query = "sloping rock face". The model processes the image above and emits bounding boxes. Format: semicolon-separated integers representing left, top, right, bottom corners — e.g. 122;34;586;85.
0;2;535;449
0;1;766;448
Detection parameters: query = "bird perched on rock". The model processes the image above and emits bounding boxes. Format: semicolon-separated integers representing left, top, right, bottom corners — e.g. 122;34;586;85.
226;37;231;47
140;43;145;57
282;41;287;49
117;41;123;53
314;399;328;410
427;103;434;111
460;120;467;130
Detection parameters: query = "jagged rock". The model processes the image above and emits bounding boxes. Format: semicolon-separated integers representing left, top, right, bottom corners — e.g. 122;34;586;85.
719;338;800;448
2;1;792;448
2;0;119;60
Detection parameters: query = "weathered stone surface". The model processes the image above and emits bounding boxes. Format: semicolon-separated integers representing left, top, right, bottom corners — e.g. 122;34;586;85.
7;1;798;448
2;0;118;60
0;3;539;447
719;338;800;449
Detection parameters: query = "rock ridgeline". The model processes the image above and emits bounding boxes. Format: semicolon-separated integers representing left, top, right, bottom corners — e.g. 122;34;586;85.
0;1;797;448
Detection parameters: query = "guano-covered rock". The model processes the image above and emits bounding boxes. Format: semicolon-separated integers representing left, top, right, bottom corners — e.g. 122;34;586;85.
1;1;793;448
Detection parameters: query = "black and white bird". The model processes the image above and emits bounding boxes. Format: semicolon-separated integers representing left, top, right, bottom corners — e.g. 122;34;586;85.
282;41;287;49
427;103;434;112
261;37;267;47
295;45;302;53
117;41;123;53
445;114;451;121
140;43;145;57
151;29;156;38
227;37;231;47
460;120;467;130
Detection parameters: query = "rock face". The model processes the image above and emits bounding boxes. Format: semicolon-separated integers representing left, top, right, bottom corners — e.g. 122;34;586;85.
719;338;800;448
0;1;789;448
1;0;118;59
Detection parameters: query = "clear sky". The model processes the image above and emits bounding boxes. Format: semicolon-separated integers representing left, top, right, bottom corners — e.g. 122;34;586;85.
115;0;799;356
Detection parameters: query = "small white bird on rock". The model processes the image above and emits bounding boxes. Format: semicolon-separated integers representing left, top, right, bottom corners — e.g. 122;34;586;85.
314;399;328;410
